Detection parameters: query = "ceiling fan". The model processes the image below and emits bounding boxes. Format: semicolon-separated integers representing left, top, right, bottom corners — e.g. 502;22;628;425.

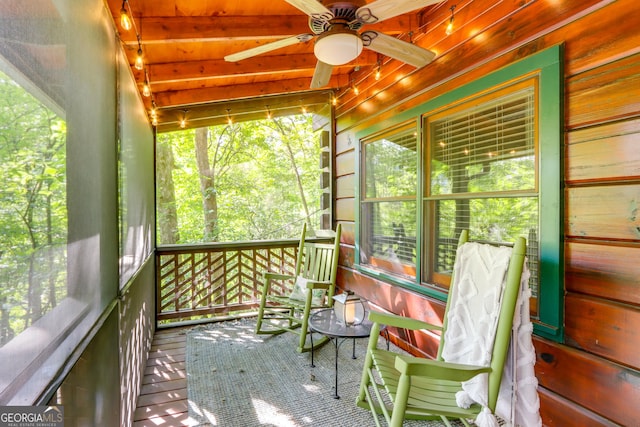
224;0;442;89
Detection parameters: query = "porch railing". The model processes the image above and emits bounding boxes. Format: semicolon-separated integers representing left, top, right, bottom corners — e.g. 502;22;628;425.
156;239;301;325
155;233;539;325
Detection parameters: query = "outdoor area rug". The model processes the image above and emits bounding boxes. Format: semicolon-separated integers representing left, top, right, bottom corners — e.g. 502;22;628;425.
186;318;464;427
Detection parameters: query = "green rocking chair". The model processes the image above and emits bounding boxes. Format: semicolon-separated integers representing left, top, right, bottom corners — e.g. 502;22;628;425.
255;223;342;353
356;230;527;427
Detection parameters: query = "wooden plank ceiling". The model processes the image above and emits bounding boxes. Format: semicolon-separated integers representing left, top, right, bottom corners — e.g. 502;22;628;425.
104;0;446;132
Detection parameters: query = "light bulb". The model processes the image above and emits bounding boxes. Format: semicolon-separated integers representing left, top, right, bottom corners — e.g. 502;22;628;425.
446;19;454;35
143;83;150;97
120;5;132;31
151;116;158;126
135;49;143;70
375;68;381;80
445;6;456;36
180;118;186;129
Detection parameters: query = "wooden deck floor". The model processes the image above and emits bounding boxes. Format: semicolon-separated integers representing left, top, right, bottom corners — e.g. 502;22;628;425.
133;327;195;427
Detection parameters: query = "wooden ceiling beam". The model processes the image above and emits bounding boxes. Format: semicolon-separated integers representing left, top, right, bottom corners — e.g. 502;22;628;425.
153;75;349;109
143;51;379;84
155;106;315;132
120;15;415;44
154;91;332;132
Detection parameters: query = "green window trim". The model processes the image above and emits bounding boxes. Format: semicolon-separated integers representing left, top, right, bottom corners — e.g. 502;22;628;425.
355;44;564;342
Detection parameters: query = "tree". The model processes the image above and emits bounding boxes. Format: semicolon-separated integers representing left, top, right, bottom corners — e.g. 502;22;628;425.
156;114;323;244
0;71;67;343
194;127;217;240
267;116;316;235
156;135;180;244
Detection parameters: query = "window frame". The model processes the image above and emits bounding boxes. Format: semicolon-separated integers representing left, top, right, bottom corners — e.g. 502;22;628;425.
422;78;539;290
355;45;563;342
358;122;420;283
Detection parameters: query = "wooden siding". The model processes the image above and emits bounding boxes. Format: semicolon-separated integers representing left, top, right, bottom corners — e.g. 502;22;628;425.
333;0;640;425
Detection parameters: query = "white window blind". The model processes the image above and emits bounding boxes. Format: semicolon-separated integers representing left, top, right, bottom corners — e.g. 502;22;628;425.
425;85;539;301
430;87;535;196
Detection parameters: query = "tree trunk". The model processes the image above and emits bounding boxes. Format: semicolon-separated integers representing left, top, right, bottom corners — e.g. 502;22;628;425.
156;141;180;244
194;127;218;241
46;191;57;309
272;119;314;235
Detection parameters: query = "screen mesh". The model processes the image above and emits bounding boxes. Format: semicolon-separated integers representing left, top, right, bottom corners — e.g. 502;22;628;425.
0;0;124;403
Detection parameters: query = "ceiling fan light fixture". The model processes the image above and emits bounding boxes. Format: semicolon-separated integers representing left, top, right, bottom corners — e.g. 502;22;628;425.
314;27;363;66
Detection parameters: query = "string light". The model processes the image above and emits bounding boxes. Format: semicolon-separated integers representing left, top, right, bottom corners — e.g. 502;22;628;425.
134;35;144;70
150;101;157;118
120;0;132;31
118;0;158;126
375;61;381;80
226;109;233;125
266;105;272;120
445;5;456;35
149;99;158;126
180;110;188;129
142;70;151;97
332;95;338;106
120;0;157;124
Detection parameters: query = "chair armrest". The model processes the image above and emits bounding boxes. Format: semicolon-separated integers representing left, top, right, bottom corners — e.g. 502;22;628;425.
304;279;333;290
368;310;443;332
394;354;491;382
264;272;294;281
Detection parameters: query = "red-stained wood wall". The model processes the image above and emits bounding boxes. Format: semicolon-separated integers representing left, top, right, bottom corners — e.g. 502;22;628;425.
332;0;640;425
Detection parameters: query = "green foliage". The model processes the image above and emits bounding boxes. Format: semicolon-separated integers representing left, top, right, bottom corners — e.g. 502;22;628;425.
364;138;417;199
157;114;323;243
0;71;67;344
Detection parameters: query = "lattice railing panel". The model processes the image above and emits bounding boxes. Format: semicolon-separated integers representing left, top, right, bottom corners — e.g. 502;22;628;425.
156;241;299;323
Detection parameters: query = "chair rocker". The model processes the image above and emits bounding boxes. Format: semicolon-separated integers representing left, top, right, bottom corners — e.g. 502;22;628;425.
356;230;527;427
255;223;342;353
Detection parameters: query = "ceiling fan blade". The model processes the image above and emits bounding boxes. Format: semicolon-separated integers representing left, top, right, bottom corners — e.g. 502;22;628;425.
364;31;435;68
357;0;443;23
310;61;333;89
285;0;332;17
224;34;313;62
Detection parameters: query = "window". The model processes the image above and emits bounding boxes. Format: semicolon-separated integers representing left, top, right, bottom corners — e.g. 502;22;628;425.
360;124;418;281
424;81;539;315
356;45;563;341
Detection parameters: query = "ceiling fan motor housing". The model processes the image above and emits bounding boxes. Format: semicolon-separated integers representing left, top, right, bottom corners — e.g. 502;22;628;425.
309;1;366;34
